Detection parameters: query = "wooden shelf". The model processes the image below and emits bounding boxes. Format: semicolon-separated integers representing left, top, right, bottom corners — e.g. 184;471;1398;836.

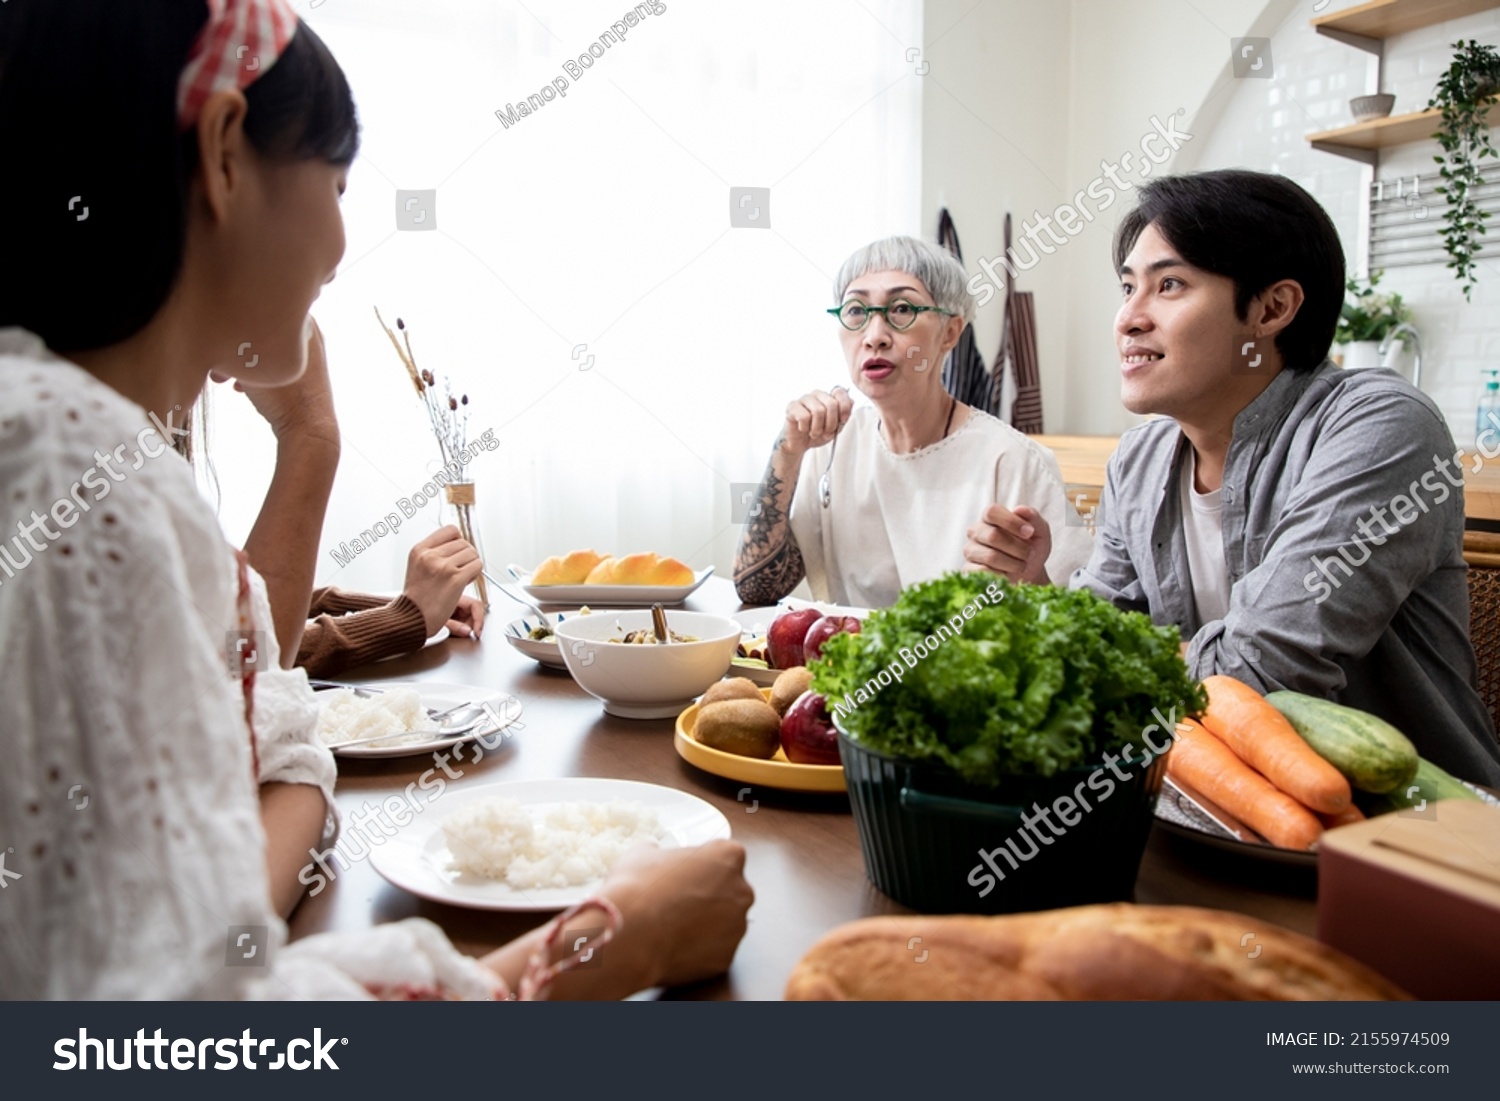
1309;100;1500;164
1314;0;1500;42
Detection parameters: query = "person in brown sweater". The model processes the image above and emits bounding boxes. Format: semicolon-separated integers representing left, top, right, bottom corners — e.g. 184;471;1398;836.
298;525;486;676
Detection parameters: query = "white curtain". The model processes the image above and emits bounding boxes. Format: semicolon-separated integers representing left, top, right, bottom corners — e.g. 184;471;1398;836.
204;0;924;599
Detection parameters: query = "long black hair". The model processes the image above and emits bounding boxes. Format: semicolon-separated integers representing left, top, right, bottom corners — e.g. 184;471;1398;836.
1113;170;1345;373
0;0;360;354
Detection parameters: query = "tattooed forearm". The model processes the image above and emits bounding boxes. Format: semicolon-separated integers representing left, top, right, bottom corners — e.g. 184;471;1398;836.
734;442;806;605
737;536;805;605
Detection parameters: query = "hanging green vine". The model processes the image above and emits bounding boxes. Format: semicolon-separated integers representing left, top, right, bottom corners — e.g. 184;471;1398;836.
1428;40;1500;301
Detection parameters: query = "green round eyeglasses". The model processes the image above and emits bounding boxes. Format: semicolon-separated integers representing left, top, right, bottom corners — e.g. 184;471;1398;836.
827;299;955;332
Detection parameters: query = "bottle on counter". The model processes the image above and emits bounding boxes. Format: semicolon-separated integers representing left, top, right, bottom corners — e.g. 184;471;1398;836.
1478;369;1500;447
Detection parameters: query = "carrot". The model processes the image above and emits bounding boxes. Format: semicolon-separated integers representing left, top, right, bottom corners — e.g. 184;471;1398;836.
1199;675;1352;814
1317;804;1366;829
1168;718;1325;850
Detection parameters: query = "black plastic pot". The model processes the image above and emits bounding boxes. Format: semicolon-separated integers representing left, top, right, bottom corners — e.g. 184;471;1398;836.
839;729;1165;915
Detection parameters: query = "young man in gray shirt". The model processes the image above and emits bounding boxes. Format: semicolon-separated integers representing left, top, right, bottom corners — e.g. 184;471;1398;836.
966;169;1500;787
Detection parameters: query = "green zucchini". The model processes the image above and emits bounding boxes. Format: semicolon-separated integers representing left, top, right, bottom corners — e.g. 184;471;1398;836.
1362;757;1482;813
1263;691;1418;794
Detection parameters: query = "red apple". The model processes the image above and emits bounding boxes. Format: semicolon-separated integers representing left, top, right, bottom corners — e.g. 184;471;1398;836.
767;607;822;670
802;615;862;663
781;691;841;766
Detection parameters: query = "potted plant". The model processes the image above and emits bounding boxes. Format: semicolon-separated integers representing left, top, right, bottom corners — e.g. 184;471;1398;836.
1335;271;1411;370
812;573;1205;915
1428;40;1500;301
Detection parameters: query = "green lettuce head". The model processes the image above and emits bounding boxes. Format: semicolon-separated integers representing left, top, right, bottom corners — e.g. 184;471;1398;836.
810;573;1205;786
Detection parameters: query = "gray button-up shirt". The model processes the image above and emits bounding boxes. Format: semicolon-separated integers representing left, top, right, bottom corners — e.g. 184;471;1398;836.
1073;360;1500;787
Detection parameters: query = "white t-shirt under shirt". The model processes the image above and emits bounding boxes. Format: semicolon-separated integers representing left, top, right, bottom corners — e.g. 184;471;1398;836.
1179;454;1231;625
787;404;1094;608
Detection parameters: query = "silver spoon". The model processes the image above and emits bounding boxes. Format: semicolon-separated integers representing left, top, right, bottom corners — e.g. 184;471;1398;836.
651;603;671;645
819;431;837;509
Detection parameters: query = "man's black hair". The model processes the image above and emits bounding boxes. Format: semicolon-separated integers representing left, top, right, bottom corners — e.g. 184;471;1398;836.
1113;170;1345;372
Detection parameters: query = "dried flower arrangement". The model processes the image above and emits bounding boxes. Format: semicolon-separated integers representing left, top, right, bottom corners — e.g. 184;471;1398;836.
374;307;488;605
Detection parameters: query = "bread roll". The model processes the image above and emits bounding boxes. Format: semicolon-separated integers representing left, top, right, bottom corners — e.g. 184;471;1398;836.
770;667;812;716
611;553;661;584
695;699;781;759
531;556;570;586
784;904;1410;1001
700;678;765;707
532;549;605;585
584;556;619;584
563;549;605;581
648;555;694;586
584;552;694;586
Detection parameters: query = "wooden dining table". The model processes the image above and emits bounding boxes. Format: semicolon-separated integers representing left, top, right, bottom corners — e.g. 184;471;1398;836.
288;577;1320;1000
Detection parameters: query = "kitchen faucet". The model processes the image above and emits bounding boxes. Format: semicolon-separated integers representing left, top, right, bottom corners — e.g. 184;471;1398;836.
1378;323;1422;390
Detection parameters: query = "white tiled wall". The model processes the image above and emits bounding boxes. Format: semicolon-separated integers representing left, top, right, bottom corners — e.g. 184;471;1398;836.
1189;5;1500;445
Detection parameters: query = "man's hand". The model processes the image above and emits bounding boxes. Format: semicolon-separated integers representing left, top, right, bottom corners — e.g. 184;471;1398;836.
403;526;483;636
965;503;1052;584
447;594;486;640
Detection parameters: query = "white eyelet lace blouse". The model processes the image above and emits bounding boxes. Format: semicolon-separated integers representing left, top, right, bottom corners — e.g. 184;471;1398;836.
0;329;504;1000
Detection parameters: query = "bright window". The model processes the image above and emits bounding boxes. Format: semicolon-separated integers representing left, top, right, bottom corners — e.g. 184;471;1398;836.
205;0;923;595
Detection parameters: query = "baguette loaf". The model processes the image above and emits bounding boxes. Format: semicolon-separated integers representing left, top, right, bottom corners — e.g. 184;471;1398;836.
784;904;1409;1001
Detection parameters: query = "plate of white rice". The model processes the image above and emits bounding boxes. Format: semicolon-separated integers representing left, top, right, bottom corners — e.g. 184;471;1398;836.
315;681;521;760
368;778;732;910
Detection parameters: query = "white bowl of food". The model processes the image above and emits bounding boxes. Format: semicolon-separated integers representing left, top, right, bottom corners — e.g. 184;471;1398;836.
553;609;742;719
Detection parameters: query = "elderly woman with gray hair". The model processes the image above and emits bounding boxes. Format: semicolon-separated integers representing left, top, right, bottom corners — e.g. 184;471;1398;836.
733;235;1092;608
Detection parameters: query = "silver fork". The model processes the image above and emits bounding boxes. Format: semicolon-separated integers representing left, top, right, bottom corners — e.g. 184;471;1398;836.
485;569;549;623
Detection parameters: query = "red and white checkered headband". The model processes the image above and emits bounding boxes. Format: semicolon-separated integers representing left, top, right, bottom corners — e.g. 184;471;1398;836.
176;0;300;130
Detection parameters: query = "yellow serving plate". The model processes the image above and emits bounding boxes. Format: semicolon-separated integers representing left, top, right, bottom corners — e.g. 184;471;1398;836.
675;688;847;794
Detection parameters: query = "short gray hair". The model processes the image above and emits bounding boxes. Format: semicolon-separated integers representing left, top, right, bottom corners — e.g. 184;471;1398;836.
833;235;975;326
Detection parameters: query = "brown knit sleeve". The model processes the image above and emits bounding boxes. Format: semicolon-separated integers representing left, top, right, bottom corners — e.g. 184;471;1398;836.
296;595;431;678
308;586;392;617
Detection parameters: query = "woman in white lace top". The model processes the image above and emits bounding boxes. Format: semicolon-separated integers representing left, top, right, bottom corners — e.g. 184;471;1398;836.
0;0;751;1000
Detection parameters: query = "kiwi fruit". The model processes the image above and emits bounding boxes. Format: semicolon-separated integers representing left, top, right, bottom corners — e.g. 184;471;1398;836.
770;666;812;716
699;677;764;707
694;699;782;759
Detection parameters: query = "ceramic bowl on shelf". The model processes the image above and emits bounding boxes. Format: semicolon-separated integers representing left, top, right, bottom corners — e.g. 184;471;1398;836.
1350;93;1395;122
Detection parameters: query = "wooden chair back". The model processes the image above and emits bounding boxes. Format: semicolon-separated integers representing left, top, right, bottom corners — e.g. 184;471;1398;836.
1464;531;1500;734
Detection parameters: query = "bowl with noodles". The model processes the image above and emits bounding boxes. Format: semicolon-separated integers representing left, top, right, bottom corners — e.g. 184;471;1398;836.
553;610;741;719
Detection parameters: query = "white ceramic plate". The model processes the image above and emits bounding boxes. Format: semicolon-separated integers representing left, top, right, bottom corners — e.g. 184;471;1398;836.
318;681;522;760
727;659;780;687
369;777;732;911
518;566;714;606
502;611;590;670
